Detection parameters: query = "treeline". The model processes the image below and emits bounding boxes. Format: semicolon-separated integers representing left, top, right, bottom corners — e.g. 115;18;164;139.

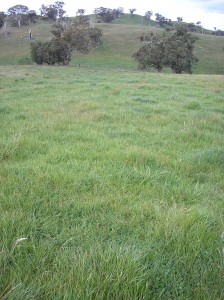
0;2;224;35
0;7;37;28
212;29;224;36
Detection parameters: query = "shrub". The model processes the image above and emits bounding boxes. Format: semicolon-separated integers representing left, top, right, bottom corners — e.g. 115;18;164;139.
31;39;72;65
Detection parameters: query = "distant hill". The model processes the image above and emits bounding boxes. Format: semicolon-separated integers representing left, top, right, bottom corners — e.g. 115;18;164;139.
0;15;223;74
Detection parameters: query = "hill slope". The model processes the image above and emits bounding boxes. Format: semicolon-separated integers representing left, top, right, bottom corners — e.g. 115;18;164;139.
0;18;223;74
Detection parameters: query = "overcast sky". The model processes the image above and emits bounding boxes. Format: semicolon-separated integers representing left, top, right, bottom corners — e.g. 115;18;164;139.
1;0;224;30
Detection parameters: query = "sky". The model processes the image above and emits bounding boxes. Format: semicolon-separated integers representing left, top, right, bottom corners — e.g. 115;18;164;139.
1;0;224;30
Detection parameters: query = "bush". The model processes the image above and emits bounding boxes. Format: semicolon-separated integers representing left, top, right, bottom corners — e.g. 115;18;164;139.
31;39;72;65
31;41;45;65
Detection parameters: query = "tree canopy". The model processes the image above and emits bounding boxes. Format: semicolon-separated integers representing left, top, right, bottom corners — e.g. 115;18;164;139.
76;9;86;16
40;1;66;23
129;8;136;17
134;25;199;74
164;25;199;73
133;33;165;72
7;5;29;27
144;11;153;21
94;7;123;23
155;13;173;27
31;15;102;65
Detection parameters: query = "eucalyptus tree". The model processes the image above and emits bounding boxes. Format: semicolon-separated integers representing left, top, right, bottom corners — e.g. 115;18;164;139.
129;8;136;18
144;11;153;21
164;25;199;73
76;9;86;16
7;5;29;27
31;16;102;65
134;33;166;72
94;7;115;23
40;1;66;23
134;25;199;74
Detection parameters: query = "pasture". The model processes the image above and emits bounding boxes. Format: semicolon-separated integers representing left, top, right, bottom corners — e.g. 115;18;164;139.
1;14;224;299
0;64;224;299
0;20;224;74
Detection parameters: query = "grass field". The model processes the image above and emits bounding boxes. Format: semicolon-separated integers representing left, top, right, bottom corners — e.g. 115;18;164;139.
0;16;224;299
0;64;224;299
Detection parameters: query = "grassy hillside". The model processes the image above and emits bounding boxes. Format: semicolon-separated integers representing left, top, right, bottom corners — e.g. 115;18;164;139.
0;65;224;299
112;13;156;26
0;19;224;74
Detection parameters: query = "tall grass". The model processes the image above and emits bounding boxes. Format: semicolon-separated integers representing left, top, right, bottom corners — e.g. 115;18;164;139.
0;65;224;299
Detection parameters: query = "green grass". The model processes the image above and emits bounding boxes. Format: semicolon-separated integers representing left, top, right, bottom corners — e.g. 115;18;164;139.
0;65;224;299
0;16;224;299
0;20;224;74
112;13;156;26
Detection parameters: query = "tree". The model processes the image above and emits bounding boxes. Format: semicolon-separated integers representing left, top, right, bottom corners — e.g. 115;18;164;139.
129;8;136;15
133;25;199;74
76;9;86;16
196;21;204;34
0;11;5;29
164;25;199;73
133;33;165;72
212;29;224;36
94;7;124;23
31;38;71;65
40;4;57;22
61;16;102;52
155;13;164;26
177;17;183;22
54;1;66;20
7;5;29;27
113;7;124;18
187;22;197;32
10;9;37;26
40;1;65;23
31;17;102;65
129;8;136;18
155;13;173;27
144;11;153;21
27;10;37;23
94;7;115;23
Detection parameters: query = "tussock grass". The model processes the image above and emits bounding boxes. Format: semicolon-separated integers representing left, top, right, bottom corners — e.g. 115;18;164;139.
0;65;224;298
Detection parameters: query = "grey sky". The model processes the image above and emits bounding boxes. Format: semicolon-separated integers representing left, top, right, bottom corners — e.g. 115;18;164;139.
192;0;224;13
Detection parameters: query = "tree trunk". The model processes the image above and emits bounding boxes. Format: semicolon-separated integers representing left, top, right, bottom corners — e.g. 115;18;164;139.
4;21;7;37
